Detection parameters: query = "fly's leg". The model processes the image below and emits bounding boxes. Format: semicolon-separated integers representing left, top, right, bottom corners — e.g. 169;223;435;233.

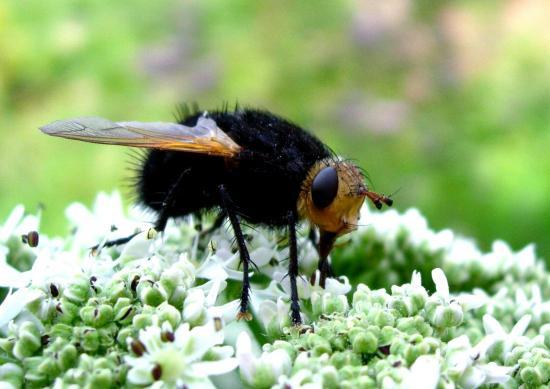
91;169;189;251
308;227;334;289
218;184;253;321
288;211;302;325
152;168;191;232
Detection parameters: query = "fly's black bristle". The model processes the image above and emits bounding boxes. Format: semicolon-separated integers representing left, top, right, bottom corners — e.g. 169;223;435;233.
123;149;148;205
174;103;201;123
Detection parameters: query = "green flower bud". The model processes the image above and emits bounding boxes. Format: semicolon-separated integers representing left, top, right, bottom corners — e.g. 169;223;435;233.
0;337;15;355
312;343;332;357
379;326;396;346
97;325;117;349
56;299;80;324
0;363;24;388
22;356;48;386
410;291;428;314
139;285;166;307
116;327;134;348
157;302;182;328
80;328;100;352
271;340;296;360
79;304;114;327
521;366;541;386
63;278;90;304
374;310;395;327
114;298;135;323
352;375;377;389
330;351;362;369
167;286;187;310
107;281;131;302
431;304;463;328
535;358;550;384
543;325;550;349
50;323;73;339
320;365;339;388
13;322;41;359
37;357;59;379
57;344;78;371
353;331;378;354
306;334;331;351
88;368;113;387
132;313;153;330
390;298;410;317
330;334;348;351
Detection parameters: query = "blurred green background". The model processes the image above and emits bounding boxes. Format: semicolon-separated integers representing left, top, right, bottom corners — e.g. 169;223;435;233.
1;0;549;261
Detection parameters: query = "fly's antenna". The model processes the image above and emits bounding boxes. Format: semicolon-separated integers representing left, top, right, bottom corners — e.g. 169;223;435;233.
363;190;394;209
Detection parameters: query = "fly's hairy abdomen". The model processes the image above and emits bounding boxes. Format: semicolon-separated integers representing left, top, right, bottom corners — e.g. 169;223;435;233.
137;108;332;226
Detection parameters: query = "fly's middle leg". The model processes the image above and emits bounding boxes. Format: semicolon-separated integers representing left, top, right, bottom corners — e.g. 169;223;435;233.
218;184;253;321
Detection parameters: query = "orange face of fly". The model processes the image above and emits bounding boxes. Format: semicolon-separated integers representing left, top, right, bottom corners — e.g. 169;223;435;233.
297;159;392;260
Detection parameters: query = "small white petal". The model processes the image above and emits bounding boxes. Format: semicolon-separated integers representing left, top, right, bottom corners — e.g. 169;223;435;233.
0;205;25;241
460;366;486;389
205;279;223;307
482;314;505;336
0;288;42;327
480;363;512;384
192;358;239;376
411;270;422;287
510;315;531;338
402;355;440;389
236;332;256;383
0;263;30;288
431;268;449;298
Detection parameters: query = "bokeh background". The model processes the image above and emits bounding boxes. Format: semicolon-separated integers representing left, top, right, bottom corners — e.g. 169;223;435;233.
1;0;549;262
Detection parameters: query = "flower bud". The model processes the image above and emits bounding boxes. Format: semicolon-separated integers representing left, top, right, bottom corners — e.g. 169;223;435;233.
0;363;24;388
155;303;180;327
352;331;378;354
80;328;100;352
139;285;167;307
520;366;541;386
80;304;114;327
114;298;135;323
431;304;463;328
57;343;78;371
329;351;362;369
63;278;90;303
132;313;153;330
13;322;41;359
116;327;134;347
374;310;395;327
320;365;339;388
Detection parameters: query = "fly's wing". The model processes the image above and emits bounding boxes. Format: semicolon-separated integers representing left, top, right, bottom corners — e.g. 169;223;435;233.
39;116;241;157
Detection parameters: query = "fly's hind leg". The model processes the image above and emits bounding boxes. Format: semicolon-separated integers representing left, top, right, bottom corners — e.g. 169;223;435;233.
91;169;190;251
218;184;253;321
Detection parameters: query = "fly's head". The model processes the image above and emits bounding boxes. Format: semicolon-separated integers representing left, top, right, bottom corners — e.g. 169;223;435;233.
298;158;392;259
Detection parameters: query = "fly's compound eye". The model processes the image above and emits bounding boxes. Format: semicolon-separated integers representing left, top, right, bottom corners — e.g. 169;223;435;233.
311;166;339;209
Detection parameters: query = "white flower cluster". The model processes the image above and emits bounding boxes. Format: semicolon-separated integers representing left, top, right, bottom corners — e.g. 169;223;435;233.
0;192;549;388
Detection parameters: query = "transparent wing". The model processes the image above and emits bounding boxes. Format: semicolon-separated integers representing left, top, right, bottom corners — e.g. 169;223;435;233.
39;115;241;157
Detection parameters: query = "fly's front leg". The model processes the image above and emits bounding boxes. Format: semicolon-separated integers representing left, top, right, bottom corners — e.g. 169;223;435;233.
218;185;253;321
308;227;334;289
288;211;302;325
